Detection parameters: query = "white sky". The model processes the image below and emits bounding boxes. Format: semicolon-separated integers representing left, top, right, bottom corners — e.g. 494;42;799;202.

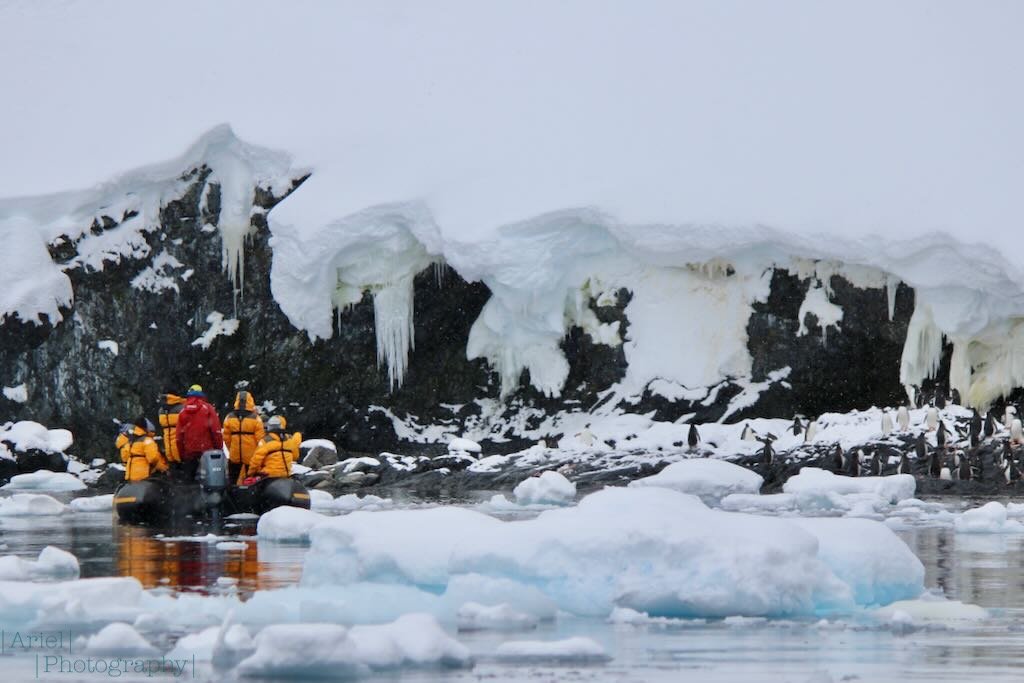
1;0;1021;240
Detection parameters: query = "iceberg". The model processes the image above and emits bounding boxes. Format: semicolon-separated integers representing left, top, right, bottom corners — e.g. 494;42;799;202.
513;471;576;506
629;458;763;502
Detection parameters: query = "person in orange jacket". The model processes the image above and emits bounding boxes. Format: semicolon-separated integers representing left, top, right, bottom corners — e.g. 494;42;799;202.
222;390;265;485
158;392;186;469
117;417;168;482
247;416;301;480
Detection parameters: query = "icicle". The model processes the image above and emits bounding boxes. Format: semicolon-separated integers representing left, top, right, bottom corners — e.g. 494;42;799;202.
899;303;944;390
948;339;972;404
433;261;446;286
885;275;899;321
373;275;416;390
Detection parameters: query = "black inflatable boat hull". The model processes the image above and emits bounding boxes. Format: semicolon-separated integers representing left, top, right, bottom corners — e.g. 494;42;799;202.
114;480;172;524
229;478;311;515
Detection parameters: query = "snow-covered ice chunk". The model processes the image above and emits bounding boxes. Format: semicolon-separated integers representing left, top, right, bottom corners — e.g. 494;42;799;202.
81;622;157;656
513;471;576;506
308;489;334;509
0;577;145;628
494;637;610;663
0;493;68;516
69;494;113;512
0;546;79;580
783;468;915;505
2;471;84;492
236;614;470;678
0;421;73;453
720;493;797;512
790;518;925;606
300;486;924;618
954;502;1024;534
629;458;762;502
216;541;249;551
2;384;27;403
256;506;326;542
167;623;254;662
874;596;989;624
456;602;539;632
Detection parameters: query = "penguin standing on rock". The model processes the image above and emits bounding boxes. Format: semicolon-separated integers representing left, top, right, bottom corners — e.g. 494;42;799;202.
881;410;894;436
830;444;845;473
969;410;982;447
935;384;947;410
790;417;803;436
937;421;948;448
869;450;883;476
1005;406;1017;430
970;448;983;480
915;433;927;462
998;440;1012;470
759;435;776;467
847;449;862;477
957;451;971;481
804;420;818;443
928;446;942;478
741;424;757;442
986;411;998;438
926;407;939;431
951;388;962;405
897;451;911;475
1004;458;1021;485
897;406;911;432
687;424;700;450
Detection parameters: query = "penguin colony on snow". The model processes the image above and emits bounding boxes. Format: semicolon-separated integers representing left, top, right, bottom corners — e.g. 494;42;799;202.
686;383;1024;486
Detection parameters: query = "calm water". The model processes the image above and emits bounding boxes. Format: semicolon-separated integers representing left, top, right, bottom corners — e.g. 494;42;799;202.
3;495;1024;682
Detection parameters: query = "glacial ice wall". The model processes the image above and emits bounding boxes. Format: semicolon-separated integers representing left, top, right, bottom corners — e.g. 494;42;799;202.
3;126;1024;409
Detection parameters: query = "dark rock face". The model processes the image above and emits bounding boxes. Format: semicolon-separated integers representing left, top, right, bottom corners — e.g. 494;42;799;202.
1;171;921;461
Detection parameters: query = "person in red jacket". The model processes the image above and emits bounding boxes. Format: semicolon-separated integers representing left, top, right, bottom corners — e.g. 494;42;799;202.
175;384;223;482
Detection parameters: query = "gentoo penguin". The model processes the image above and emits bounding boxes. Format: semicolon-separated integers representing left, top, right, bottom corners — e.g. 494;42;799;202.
915;433;927;461
926;407;939;431
847;449;862;477
741;424;757;442
940;454;953;481
897;451;911;475
970;448;983;481
928;448;943;478
1004;458;1021;485
881;410;894;436
897;406;910;432
957;453;971;481
790;417;803;436
830;444;845;473
998;440;1012;470
1005;406;1017;430
935;384;947;410
985;410;998;437
869;450;883;476
951;388;962;405
1011;419;1024;445
912;385;924;409
576;427;595;447
760;437;775;467
804;420;818;443
937;421;948;448
969;409;982;445
688;424;700;450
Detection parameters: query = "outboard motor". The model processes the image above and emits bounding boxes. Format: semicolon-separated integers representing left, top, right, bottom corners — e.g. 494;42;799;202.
199;449;228;512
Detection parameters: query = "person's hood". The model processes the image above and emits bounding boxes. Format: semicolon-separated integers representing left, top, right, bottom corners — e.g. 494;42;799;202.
161;393;186;406
234;391;256;412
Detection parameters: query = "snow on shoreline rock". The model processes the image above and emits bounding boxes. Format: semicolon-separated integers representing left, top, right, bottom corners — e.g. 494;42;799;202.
782;468;915;505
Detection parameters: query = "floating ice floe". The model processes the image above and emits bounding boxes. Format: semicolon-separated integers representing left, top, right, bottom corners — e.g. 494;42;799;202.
494;637;610;663
0;493;68;516
954;502;1024;534
2;471;85;492
80;622;158;656
257;507;326;542
513;471;576;506
456;602;539;632
69;494;113;512
235;614;470;678
0;546;79;580
295;486;923;618
167;622;254;663
873;594;989;626
782;468;915;505
216;542;249;551
628;458;763;503
310;492;393;513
